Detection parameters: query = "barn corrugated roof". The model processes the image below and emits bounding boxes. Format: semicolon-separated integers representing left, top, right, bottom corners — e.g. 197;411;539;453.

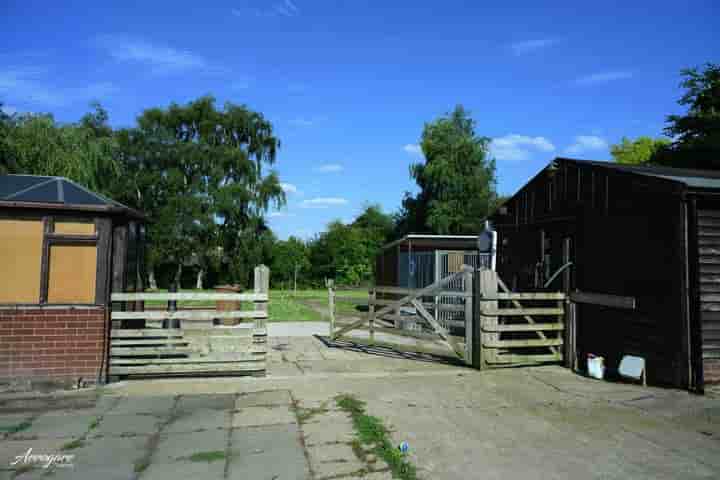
0;175;143;218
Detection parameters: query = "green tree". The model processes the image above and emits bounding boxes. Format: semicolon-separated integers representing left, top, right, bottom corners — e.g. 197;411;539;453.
271;236;310;289
398;105;497;235
610;136;671;165
115;96;285;288
0;105;120;193
307;205;394;286
655;63;720;169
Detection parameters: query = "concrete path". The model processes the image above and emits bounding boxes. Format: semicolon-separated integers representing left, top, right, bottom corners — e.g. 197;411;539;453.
267;322;329;337
2;336;720;479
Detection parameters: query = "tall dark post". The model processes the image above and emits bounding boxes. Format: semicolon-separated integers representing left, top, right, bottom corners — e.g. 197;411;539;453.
164;283;180;329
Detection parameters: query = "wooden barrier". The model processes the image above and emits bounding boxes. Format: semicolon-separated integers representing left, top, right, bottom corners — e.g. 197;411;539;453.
476;269;565;369
108;265;269;379
330;266;474;363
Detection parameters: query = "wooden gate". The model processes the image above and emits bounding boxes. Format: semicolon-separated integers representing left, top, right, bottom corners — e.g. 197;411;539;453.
107;265;269;378
476;269;565;368
329;267;566;369
330;266;474;364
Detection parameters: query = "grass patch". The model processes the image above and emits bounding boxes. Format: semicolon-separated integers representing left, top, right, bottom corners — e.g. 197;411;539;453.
336;394;417;480
60;438;84;451
268;291;324;322
183;450;226;463
88;417;100;431
133;457;150;473
0;417;33;434
296;401;329;424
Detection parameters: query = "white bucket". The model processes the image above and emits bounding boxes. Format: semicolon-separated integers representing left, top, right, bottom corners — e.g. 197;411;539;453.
587;354;605;380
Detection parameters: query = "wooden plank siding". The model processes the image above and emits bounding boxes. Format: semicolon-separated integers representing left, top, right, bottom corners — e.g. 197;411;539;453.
697;209;720;384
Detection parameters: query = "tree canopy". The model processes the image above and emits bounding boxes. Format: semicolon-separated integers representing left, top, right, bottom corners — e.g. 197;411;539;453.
397;105;497;235
610;136;671;165
114;96;285;287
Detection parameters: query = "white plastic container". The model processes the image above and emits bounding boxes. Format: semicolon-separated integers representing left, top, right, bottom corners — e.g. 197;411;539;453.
587;354;605;380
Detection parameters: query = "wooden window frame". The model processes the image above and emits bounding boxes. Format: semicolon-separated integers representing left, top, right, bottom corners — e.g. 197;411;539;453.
0;213;112;307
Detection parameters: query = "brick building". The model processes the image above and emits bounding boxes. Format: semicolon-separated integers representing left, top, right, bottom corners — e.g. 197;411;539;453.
0;175;144;389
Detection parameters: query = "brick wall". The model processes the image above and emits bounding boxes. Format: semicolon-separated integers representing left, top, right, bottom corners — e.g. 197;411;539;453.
0;307;107;387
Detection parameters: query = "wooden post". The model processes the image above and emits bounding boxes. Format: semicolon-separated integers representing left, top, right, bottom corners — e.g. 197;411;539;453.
369;288;376;344
472;269;483;370
479;269;498;367
565;300;577;370
558;297;565;365
254;265;270;329
328;283;336;339
463;268;473;366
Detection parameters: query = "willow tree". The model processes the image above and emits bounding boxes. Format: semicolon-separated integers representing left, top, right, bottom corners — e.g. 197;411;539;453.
116;96;285;288
398;105;497;235
0;104;119;193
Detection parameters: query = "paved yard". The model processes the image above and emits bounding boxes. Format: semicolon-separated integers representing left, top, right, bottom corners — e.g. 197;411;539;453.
1;326;720;479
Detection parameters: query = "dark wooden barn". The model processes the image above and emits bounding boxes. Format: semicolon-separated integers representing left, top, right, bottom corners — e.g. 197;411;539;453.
0;174;144;387
489;158;720;392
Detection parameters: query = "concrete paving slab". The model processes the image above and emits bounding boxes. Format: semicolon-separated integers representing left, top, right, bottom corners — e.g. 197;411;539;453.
12;411;92;439
235;390;292;408
143;430;227;480
301;419;355;446
17;435;151;480
175;393;235;413
307;443;365;479
232;405;296;428
93;413;162;437
228;423;308;480
0;438;67;471
108;395;176;416
267;322;329;337
165;408;230;434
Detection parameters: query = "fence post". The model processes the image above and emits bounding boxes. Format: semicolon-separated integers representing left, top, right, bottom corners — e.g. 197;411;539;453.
164;283;180;329
328;282;336;340
254;265;270;329
368;288;376;345
463;268;473;366
565;300;577;370
478;269;498;368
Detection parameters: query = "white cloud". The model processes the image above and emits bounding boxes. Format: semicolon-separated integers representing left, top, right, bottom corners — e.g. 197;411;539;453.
300;197;348;208
315;163;343;173
403;144;422;155
564;135;609;155
96;35;217;74
490;134;555;162
574;71;633;86
0;67;116;107
510;38;560;55
234;0;300;18
280;182;298;194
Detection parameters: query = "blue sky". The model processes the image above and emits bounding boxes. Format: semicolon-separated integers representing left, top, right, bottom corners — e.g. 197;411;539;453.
2;1;718;239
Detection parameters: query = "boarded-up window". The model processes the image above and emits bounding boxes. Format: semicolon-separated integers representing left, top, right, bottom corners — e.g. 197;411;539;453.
48;245;97;303
54;221;95;235
0;219;43;303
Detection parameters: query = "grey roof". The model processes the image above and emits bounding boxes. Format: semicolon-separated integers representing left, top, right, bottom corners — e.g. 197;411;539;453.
0;175;143;218
560;158;720;190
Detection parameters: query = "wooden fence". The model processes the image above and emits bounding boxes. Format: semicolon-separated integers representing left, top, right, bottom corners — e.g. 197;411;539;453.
329;266;475;364
476;269;565;368
107;265;269;378
328;267;567;370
